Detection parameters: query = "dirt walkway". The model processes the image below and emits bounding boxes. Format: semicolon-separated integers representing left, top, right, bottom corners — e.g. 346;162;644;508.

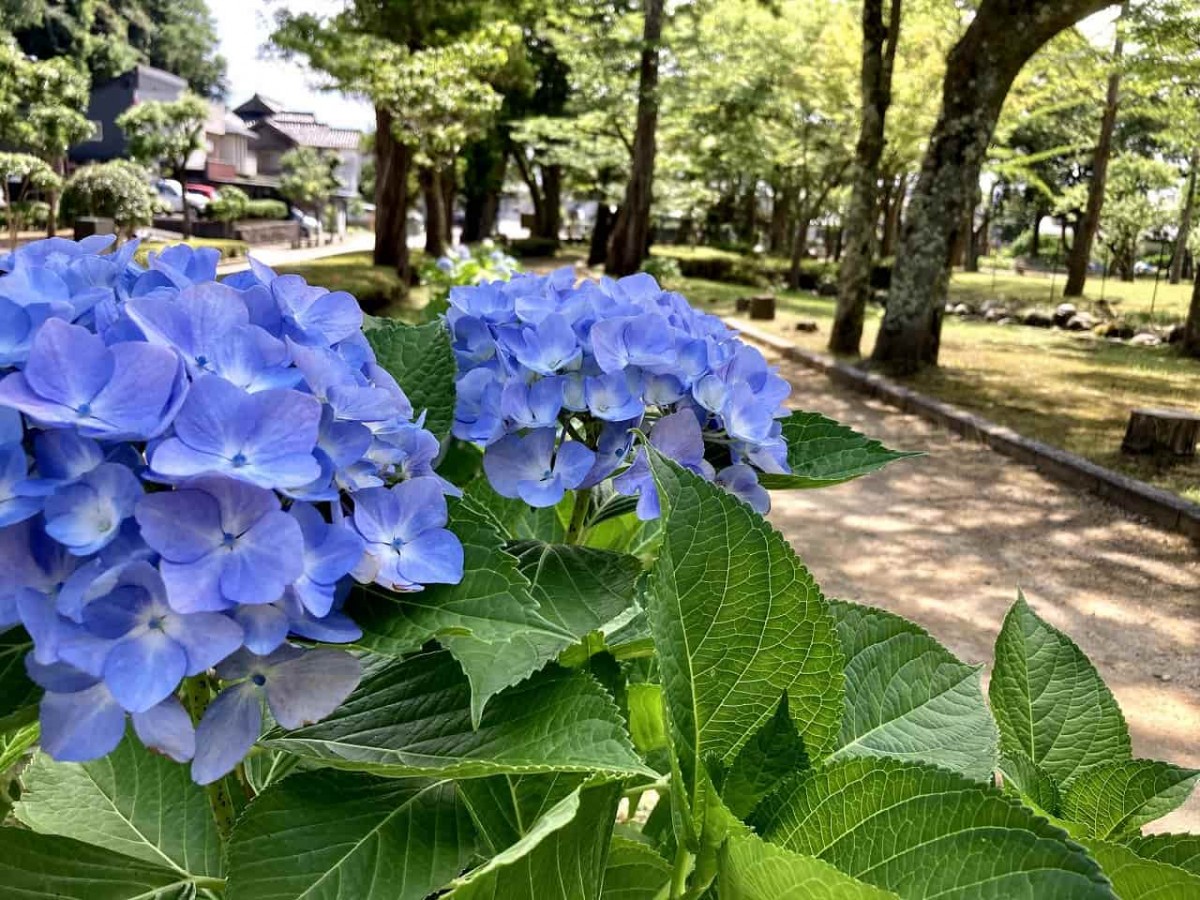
763;352;1200;833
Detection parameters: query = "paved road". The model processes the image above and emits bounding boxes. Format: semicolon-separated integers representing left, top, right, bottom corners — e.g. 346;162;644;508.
759;349;1200;833
215;232;377;275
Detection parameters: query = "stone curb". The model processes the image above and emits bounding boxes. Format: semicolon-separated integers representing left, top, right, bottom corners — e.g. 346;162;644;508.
730;319;1200;542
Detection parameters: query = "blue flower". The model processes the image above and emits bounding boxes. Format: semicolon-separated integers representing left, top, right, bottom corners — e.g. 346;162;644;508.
0;319;187;441
349;477;463;590
483;429;595;508
590;313;675;372
615;411;715;520
150;376;322;489
0;443;42;527
126;282;250;376
716;464;770;514
453;368;504;444
43;463;142;555
501;376;564;430
271;275;362;346
72;562;243;712
504;313;582;375
135;475;305;612
191;646;361;784
287;501;365;618
585;370;645;422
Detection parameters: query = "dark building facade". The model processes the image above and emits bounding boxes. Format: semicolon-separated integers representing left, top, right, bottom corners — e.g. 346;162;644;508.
70;65;187;164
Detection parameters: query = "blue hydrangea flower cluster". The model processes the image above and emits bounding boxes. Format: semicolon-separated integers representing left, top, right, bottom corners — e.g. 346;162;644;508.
0;237;463;783
449;268;792;516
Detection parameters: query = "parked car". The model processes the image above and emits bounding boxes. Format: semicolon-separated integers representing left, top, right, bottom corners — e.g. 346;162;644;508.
155;179;209;214
185;183;217;200
1132;260;1159;276
290;207;320;239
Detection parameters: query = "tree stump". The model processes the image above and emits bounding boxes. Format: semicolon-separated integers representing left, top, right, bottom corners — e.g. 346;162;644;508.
735;296;751;313
1121;407;1200;457
748;295;776;320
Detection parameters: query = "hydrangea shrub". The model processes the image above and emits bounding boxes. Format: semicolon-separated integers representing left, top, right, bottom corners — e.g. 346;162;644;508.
0;238;1196;900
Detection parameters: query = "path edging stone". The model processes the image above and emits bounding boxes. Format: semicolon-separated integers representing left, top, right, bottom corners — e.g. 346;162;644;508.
730;319;1200;541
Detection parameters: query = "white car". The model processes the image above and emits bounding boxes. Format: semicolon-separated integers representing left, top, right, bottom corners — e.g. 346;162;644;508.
155;179;209;214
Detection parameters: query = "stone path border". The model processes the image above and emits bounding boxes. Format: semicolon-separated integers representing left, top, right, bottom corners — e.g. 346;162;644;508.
730;319;1200;542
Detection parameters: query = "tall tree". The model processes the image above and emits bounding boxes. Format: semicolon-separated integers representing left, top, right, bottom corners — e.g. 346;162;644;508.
279;147;342;246
11;0;226;95
871;0;1119;374
605;0;665;276
0;41;92;236
273;3;518;277
1063;1;1128;297
830;0;903;355
116;94;208;238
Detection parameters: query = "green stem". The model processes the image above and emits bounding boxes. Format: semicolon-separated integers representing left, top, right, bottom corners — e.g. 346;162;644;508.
669;843;693;900
191;876;226;891
565;486;592;545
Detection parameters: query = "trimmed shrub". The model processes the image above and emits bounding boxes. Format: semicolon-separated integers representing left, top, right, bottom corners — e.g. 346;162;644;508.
245;199;288;220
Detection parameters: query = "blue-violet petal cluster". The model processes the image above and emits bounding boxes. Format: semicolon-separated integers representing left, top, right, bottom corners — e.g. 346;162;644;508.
449;269;791;515
0;238;463;782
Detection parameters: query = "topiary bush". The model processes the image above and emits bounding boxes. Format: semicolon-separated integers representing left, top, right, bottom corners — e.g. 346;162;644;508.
244;199;289;221
60;161;161;237
206;186;250;224
0;238;1194;900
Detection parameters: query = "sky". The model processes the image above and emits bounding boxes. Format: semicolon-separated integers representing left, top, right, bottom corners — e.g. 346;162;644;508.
209;0;374;130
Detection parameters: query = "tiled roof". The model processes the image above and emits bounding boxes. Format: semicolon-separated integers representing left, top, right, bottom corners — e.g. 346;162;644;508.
260;115;361;151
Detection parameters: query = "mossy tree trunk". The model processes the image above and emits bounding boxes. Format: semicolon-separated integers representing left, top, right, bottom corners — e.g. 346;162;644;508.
373;106;412;282
830;0;902;355
1184;264;1200;357
1170;146;1198;285
872;0;1119;374
606;0;664;276
1064;0;1127;298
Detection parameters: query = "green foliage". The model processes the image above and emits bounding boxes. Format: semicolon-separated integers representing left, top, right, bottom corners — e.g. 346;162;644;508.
6;294;1196;900
243;199;288;221
116;94;209;178
0;40;92;167
278;147;342;220
60;161;159;235
206;186;249;224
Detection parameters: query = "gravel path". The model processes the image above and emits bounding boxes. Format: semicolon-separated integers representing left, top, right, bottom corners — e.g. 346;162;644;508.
763;351;1200;832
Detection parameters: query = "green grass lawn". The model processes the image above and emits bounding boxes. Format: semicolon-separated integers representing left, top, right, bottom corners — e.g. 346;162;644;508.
948;268;1193;325
679;276;1200;503
137;237;248;265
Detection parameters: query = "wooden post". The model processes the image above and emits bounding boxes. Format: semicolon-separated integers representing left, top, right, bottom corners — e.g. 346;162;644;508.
1121;407;1200;458
748;295;776;320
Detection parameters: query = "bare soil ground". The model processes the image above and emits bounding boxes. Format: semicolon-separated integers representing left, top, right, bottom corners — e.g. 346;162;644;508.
763;351;1200;833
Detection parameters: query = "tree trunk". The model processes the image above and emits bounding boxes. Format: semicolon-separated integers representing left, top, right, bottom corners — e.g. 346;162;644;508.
373;106;411;279
769;178;792;253
964;184;983;272
606;0;664;276
831;2;902;355
440;168;455;247
787;215;813;288
1064;1;1127;297
46;156;62;237
539;164;562;241
881;173;905;257
462;134;507;243
4;182;15;251
419;167;446;258
1184;264;1200;357
589;203;615;267
1170;146;1199;285
871;0;1116;374
178;163;193;239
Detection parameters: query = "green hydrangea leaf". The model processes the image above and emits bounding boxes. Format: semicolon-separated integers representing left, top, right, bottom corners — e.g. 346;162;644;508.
645;450;844;800
601;836;672;900
756;757;1112;899
0;627;39;726
719;829;898;899
1124;834;1200;875
508;541;642;640
458;772;583;854
462;476;573;542
989;593;1131;784
444;782;622;899
721;694;809;820
364;318;456;441
1060;759;1200;840
0;828;199;899
998;751;1063;818
1083;838;1200;899
827;599;998;780
15;734;223;878
757;411;920;490
351;499;575;727
262;650;652;780
226;772;477;900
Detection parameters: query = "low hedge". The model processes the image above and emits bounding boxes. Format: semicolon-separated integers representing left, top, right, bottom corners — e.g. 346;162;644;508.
245;199;288;221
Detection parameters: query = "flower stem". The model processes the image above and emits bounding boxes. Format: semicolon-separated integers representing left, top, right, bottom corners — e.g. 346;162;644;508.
565;486;591;545
669;843;693;900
